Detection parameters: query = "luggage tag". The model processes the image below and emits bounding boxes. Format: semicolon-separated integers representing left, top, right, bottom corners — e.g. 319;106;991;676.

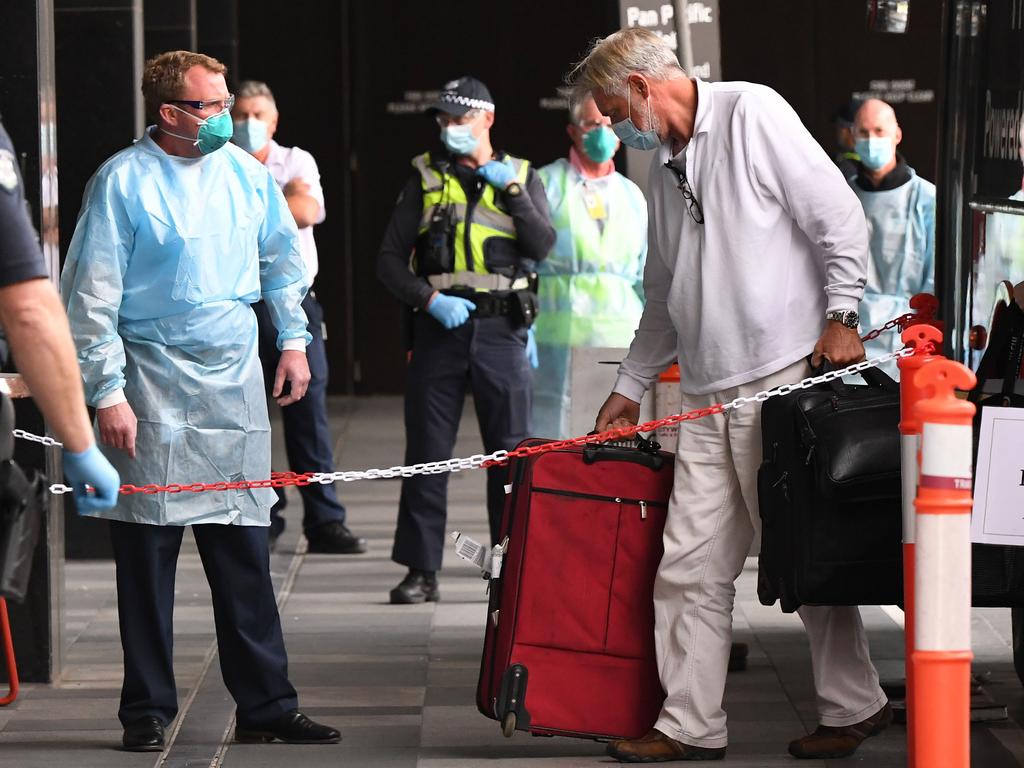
450;531;507;583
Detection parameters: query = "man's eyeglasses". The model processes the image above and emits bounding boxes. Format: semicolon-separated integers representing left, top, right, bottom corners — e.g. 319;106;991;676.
663;162;704;225
577;119;611;131
167;94;236;112
436;109;483;128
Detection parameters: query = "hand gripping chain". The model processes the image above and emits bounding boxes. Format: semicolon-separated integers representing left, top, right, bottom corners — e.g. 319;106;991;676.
28;315;933;497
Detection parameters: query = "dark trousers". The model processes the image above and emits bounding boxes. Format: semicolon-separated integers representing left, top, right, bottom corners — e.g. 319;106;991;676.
255;293;346;535
109;521;298;727
392;312;532;572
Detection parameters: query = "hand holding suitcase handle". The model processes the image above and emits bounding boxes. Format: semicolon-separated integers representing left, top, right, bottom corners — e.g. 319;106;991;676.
582;433;666;471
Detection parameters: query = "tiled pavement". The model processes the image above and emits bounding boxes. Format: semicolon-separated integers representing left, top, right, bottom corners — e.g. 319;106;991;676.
3;396;1024;766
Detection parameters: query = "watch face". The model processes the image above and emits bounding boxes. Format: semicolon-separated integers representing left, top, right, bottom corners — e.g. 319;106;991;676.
506;182;522;197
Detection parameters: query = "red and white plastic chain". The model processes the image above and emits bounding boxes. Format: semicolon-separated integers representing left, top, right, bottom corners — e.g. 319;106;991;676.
37;315;932;497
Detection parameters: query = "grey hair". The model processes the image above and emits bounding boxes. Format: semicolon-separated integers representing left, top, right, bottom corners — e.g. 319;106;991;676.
236;80;277;109
567;28;685;107
555;86;587;124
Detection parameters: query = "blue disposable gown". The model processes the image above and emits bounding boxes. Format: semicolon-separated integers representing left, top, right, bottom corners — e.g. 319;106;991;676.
61;129;311;526
849;169;935;376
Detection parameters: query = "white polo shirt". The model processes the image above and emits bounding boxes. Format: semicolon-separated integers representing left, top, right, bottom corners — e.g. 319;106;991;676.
614;78;869;398
265;140;325;281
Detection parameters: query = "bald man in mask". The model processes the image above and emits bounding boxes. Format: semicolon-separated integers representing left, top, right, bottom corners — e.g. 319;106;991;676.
850;99;935;373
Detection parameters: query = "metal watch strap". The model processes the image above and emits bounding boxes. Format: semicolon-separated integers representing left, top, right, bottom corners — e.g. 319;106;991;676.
826;310;859;329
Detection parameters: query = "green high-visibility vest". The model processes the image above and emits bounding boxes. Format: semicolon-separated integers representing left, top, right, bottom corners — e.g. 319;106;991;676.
534;158;647;347
413;152;530;274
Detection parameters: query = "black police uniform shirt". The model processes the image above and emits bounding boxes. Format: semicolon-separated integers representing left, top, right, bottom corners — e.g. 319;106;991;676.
0;120;48;288
377;147;555;309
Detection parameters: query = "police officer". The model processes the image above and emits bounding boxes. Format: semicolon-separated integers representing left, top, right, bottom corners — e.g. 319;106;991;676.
0;117;120;513
377;77;555;604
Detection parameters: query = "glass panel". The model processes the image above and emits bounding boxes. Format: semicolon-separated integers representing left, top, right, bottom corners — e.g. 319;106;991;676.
866;0;911;34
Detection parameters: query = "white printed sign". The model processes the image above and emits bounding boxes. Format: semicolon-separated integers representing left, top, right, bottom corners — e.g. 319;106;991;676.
971;406;1024;545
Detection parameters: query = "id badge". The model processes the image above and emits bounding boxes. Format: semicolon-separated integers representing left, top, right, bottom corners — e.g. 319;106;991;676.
583;187;606;220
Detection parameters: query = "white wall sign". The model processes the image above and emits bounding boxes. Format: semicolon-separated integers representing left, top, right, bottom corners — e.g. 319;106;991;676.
971;406;1024;545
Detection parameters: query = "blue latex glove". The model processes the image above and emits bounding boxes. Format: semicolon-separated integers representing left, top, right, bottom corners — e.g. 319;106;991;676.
526;327;539;369
63;444;121;513
427;293;476;329
477;160;517;189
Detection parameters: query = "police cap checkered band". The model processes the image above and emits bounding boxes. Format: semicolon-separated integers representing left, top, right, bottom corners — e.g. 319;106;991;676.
429;76;495;116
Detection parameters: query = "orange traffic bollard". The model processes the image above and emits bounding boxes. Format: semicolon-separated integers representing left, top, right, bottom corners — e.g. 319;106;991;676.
0;597;18;706
910;359;976;768
898;324;943;767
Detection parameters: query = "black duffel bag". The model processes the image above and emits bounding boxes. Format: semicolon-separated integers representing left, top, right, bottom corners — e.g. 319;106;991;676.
970;298;1024;607
0;391;46;602
758;364;903;613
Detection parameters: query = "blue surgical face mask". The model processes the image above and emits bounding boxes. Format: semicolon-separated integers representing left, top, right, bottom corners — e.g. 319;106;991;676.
165;105;234;154
232;117;269;153
855;136;895;171
441;122;480;155
612;85;659;151
582;125;618;163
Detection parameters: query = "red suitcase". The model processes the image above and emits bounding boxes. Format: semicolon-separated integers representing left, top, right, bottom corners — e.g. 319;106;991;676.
476;437;673;740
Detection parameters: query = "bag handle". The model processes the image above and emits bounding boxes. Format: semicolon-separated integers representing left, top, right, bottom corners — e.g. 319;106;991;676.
970;300;1024;404
811;358;899;393
581;433;665;471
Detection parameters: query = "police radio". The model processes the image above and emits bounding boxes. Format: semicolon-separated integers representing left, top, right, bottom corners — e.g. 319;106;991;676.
424;203;457;274
420;162;457;275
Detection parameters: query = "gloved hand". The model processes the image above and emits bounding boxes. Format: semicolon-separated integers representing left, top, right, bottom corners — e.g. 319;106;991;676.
63;443;121;513
477;159;517;189
526;327;539;369
427;293;476;329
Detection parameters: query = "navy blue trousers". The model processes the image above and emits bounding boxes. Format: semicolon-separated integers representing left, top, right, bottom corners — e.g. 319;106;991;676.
109;521;297;727
255;293;346;536
392;312;532;572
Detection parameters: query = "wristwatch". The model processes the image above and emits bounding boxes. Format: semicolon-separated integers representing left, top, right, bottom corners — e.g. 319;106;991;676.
505;182;523;198
826;310;860;329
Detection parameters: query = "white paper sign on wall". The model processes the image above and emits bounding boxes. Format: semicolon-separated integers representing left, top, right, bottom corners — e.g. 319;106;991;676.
971;406;1024;545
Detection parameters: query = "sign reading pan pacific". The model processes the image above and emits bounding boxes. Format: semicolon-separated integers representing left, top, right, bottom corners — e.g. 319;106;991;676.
620;1;720;82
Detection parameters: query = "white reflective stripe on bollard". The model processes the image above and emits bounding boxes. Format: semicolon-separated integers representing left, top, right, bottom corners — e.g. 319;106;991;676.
919;424;973;491
914;514;972;650
901;434;920;544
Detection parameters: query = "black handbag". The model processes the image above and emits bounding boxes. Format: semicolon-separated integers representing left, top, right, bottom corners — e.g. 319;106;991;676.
0;391;46;602
757;364;903;612
969;299;1024;607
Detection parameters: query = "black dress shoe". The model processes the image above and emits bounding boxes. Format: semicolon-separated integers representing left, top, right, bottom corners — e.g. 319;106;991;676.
306;522;368;554
390;569;440;604
235;710;341;744
122;716;165;752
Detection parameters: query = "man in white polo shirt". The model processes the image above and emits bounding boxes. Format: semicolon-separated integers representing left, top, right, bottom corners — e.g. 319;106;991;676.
232;81;366;555
573;29;889;762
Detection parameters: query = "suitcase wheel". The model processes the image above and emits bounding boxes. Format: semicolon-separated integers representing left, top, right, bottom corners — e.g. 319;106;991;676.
501;711;517;738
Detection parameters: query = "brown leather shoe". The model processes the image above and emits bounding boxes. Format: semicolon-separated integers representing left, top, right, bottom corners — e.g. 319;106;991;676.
788;701;893;759
606;729;726;762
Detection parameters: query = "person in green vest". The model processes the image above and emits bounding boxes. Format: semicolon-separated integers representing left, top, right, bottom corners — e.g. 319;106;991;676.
532;94;648;439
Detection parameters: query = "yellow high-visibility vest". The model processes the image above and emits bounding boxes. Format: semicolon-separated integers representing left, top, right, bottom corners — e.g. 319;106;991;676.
413;152;530;274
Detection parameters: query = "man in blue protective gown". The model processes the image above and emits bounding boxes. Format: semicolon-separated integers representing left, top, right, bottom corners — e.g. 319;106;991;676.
849;99;935;374
61;51;339;751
